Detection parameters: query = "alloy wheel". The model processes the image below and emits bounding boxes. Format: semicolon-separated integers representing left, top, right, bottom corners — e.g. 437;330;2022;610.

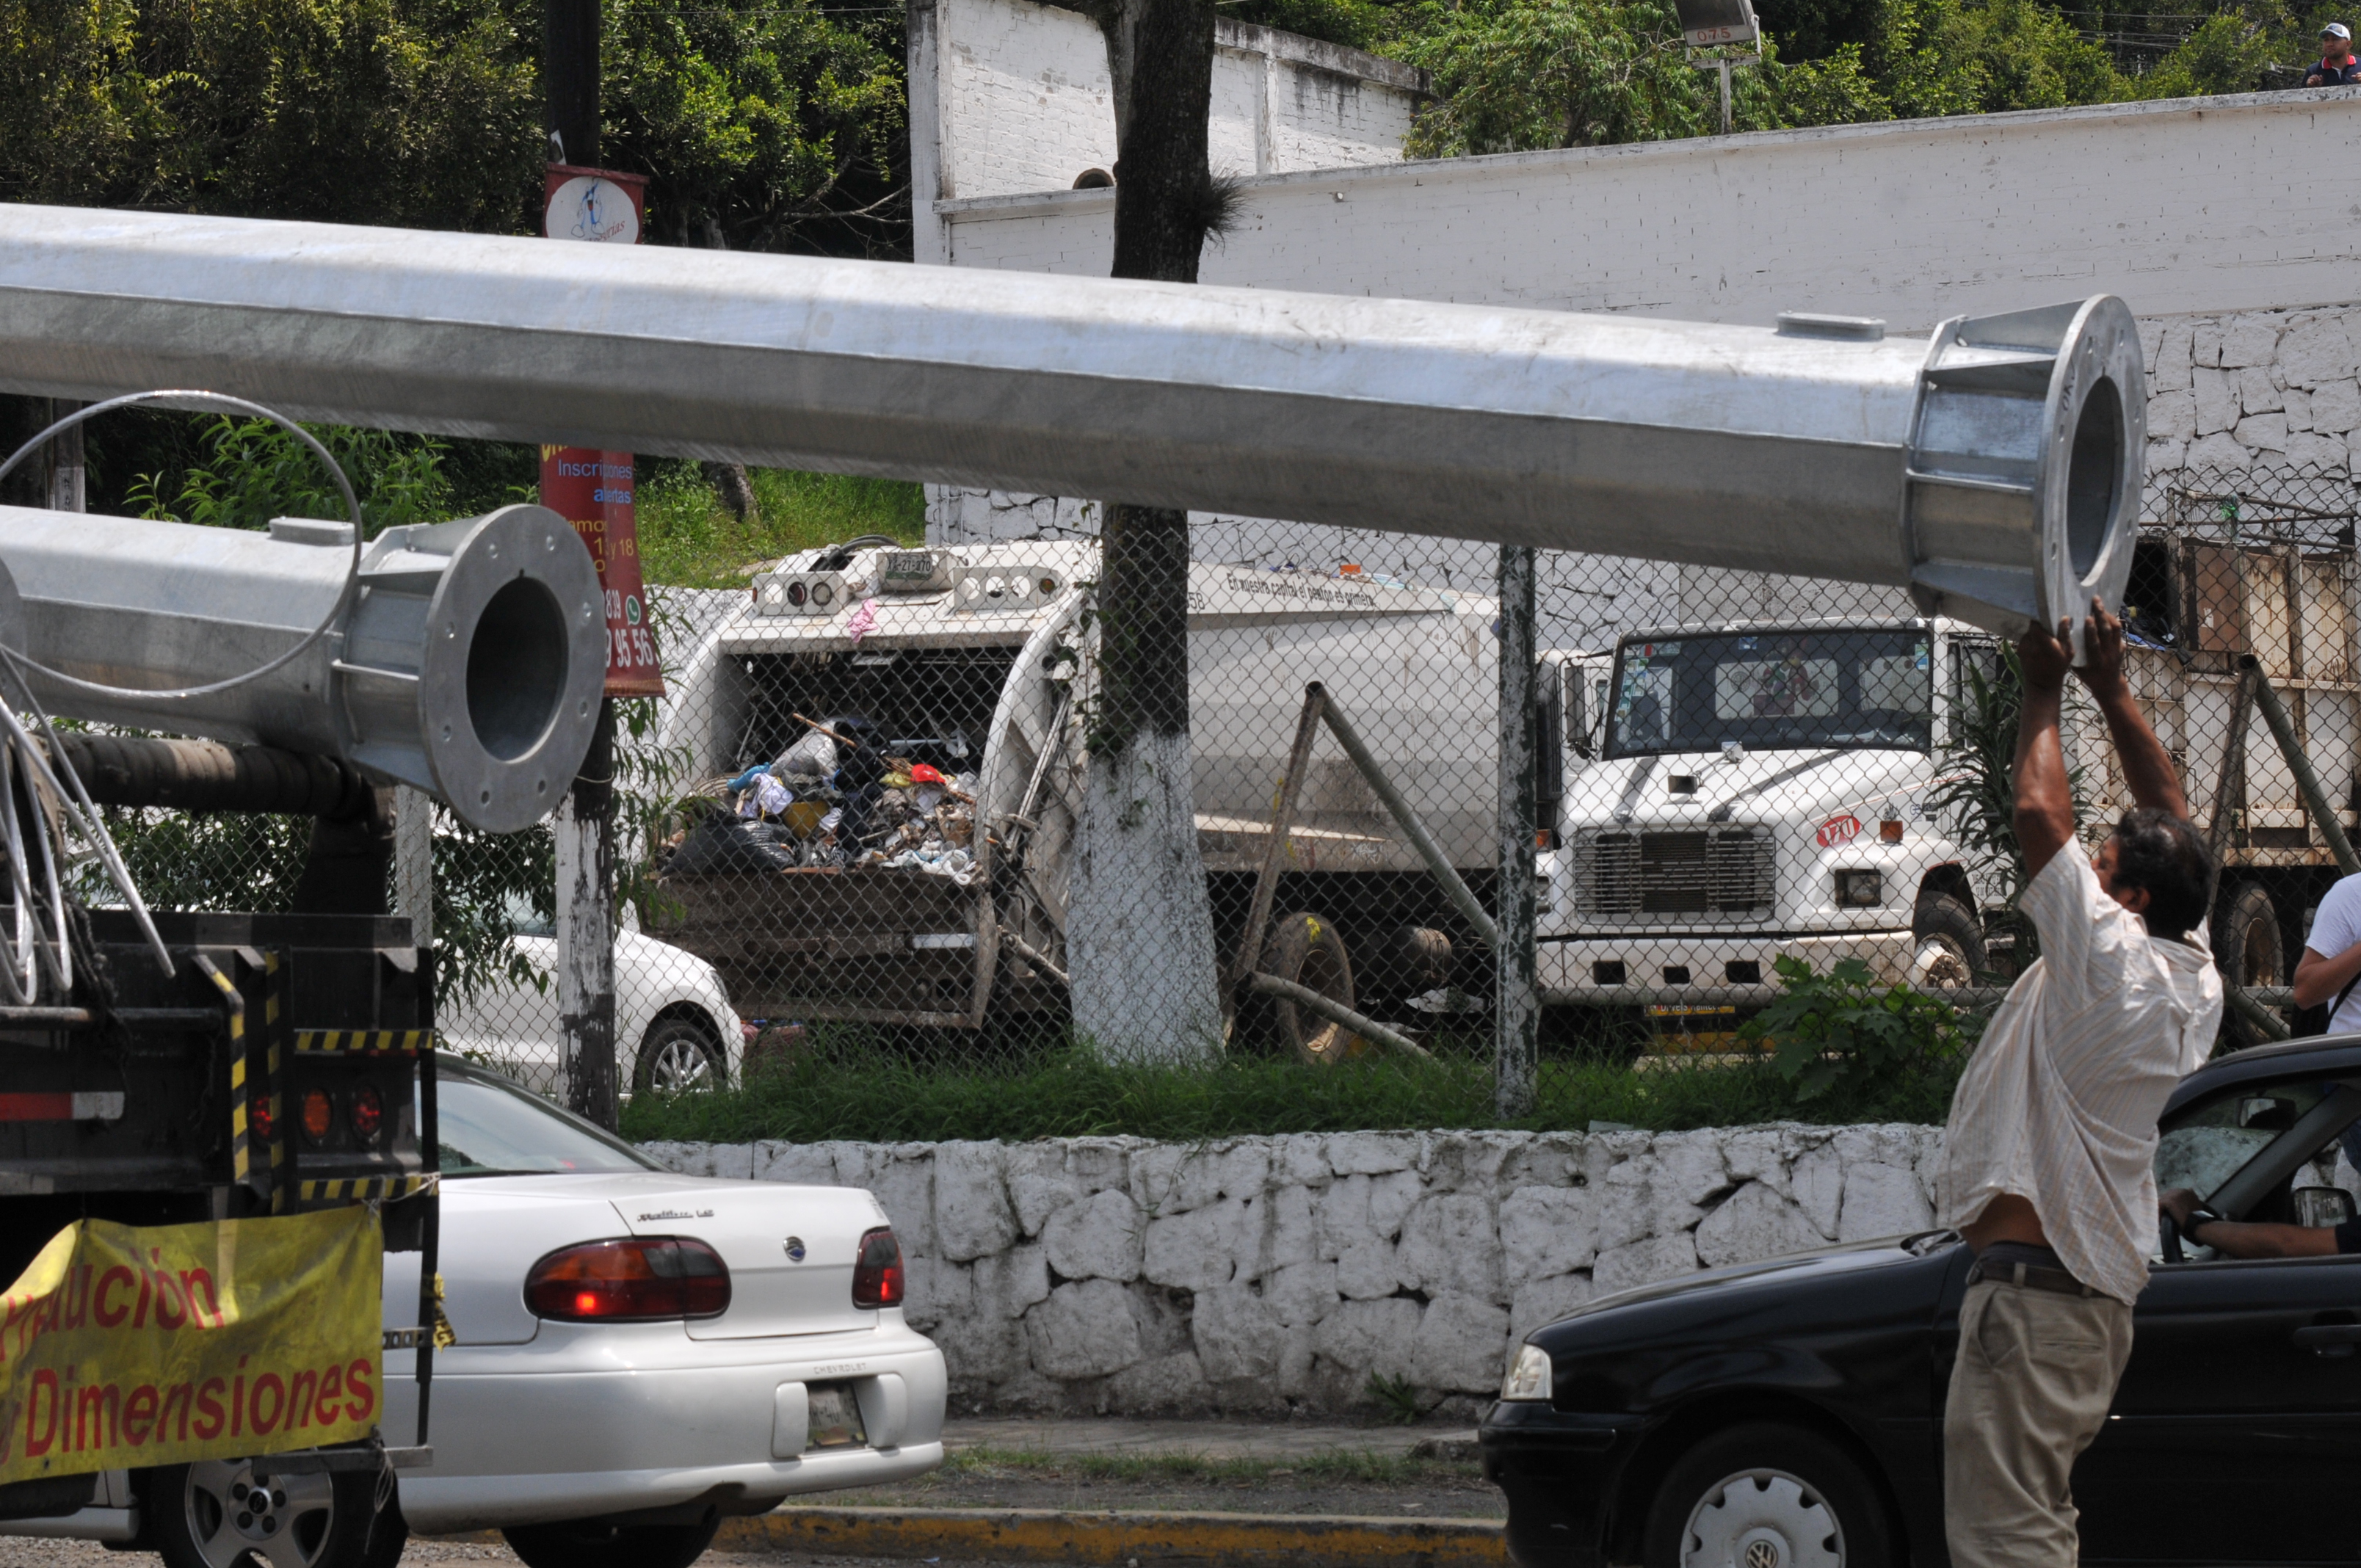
645;1031;718;1092
182;1459;339;1568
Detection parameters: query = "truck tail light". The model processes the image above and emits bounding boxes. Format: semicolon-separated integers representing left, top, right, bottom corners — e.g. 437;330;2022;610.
852;1227;904;1309
300;1089;334;1144
351;1087;384;1143
526;1238;730;1321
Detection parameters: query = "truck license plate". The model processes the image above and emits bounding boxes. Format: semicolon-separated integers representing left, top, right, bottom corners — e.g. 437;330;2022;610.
807;1382;868;1448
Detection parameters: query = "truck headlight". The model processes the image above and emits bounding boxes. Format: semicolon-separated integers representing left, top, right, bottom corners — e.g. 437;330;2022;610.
1501;1343;1552;1401
1833;869;1884;907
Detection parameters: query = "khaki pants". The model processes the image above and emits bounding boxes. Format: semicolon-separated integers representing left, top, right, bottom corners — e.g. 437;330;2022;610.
1943;1278;2134;1568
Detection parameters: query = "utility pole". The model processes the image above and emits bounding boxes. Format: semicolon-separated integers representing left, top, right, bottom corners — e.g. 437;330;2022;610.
1495;545;1539;1118
545;0;622;1130
545;0;601;170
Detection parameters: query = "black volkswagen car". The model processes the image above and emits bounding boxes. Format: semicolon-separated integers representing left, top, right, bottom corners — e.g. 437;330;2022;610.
1481;1034;2361;1568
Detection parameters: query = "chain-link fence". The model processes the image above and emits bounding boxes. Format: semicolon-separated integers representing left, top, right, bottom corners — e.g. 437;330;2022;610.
88;462;2361;1128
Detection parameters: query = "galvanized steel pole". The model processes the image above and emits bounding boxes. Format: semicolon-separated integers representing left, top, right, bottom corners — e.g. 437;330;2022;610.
0;206;2148;642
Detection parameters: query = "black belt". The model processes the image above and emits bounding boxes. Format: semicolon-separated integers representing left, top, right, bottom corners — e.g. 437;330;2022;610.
1965;1258;2103;1298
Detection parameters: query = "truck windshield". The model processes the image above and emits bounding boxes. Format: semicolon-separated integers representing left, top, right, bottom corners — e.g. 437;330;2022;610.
1606;627;1933;758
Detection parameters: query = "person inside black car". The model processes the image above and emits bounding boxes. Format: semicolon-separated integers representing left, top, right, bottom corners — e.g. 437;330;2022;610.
2161;1183;2361;1257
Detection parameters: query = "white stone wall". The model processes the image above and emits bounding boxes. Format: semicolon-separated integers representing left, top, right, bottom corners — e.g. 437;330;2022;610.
911;0;1429;266
645;1124;1943;1416
2141;308;2361;481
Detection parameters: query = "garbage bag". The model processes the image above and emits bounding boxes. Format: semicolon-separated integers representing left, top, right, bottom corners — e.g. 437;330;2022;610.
667;813;799;874
775;729;839;777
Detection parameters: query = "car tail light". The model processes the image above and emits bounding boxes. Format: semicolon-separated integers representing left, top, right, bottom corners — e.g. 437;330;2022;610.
350;1087;383;1143
300;1089;333;1144
525;1238;730;1321
852;1227;904;1309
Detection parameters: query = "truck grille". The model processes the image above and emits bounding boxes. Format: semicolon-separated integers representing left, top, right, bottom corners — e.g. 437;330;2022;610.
1575;827;1774;917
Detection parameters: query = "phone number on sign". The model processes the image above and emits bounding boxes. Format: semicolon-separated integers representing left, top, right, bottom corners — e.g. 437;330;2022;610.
611;626;658;670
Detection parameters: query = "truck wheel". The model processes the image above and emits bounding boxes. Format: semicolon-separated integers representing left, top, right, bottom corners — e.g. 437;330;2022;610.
147;1458;393;1568
1260;911;1366;1067
504;1514;722;1568
1642;1421;1890;1568
2217;882;2283;1049
633;1015;727;1096
1910;893;1984;990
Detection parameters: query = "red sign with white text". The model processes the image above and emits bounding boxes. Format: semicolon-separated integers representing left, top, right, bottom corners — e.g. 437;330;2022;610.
541;164;664;698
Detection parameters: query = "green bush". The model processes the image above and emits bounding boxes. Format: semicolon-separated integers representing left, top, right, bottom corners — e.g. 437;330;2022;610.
1738;954;1976;1103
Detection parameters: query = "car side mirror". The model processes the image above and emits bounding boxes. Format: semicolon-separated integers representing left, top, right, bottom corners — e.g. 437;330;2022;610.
2294;1186;2356;1228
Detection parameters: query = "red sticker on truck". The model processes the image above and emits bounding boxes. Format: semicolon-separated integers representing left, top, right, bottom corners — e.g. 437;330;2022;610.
1816;814;1863;848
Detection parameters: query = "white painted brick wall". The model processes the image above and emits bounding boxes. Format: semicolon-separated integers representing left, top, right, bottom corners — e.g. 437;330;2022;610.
645;1125;1945;1417
938;91;2361;329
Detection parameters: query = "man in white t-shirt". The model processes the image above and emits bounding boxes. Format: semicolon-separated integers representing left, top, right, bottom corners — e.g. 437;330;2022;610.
2293;876;2361;1035
1936;601;2223;1568
2292;874;2361;1170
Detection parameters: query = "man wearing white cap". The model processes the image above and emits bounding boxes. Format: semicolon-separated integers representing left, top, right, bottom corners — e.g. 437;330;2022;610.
2307;24;2360;85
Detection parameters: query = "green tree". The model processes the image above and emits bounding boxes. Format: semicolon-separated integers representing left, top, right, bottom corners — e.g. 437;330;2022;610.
1869;0;2123;116
0;0;908;258
0;0;542;229
603;0;907;258
1402;0;1890;157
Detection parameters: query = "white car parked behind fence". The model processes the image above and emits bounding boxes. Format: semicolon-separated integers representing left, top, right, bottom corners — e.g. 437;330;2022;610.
438;906;746;1095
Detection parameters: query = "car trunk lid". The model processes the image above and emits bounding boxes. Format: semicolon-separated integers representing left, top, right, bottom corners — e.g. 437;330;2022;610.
586;1173;887;1340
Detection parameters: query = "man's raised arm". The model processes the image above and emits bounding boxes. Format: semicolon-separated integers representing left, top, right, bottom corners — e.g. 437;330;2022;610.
2012;618;2078;879
2077;598;2191;821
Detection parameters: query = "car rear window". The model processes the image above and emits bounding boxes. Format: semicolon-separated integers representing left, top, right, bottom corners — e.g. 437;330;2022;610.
434;1069;661;1176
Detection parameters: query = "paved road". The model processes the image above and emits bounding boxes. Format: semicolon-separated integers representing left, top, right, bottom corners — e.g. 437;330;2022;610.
0;1539;1026;1568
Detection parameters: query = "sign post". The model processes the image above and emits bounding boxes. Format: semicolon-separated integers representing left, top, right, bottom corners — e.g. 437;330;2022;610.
540;161;659;1132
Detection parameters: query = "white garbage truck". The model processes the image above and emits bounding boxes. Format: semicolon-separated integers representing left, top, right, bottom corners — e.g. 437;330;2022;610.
1539;518;2361;1045
656;540;1593;1048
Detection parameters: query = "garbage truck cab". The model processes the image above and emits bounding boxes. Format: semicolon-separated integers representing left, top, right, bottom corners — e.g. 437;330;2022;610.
1537;617;2001;1001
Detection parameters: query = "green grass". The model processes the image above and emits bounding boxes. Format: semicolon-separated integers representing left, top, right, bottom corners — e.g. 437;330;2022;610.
635;459;926;589
620;1031;1960;1144
938;1444;1481;1487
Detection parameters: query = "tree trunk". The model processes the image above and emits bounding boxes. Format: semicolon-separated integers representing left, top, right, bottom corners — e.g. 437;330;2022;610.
1065;0;1224;1062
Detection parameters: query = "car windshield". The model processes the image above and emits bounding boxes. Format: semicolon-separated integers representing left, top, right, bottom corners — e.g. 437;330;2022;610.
435;1067;661;1177
1605;627;1933;758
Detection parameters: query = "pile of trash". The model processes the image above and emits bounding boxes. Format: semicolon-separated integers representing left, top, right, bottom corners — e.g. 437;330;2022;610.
661;718;983;883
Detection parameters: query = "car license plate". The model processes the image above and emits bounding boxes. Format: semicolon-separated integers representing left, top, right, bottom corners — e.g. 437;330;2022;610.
806;1382;868;1449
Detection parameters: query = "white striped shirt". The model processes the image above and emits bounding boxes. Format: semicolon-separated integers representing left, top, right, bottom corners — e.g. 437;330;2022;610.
1937;849;2222;1304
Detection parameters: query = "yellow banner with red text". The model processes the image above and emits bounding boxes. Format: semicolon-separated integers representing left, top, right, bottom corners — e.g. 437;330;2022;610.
0;1208;381;1484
